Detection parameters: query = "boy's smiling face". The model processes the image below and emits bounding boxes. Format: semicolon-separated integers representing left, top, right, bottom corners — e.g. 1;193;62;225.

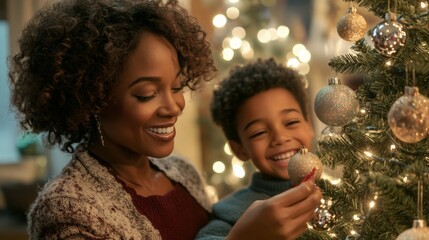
229;87;314;180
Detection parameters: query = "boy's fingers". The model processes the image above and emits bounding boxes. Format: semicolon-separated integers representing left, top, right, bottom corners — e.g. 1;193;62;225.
270;179;319;207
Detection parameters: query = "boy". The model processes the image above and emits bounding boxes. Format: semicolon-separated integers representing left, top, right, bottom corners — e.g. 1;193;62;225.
197;58;317;239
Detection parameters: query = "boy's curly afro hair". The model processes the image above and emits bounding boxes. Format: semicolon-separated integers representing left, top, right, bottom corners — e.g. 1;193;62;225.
9;0;216;153
211;58;309;143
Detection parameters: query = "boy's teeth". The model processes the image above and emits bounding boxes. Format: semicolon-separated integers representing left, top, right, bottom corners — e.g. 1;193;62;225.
146;126;174;134
272;151;297;161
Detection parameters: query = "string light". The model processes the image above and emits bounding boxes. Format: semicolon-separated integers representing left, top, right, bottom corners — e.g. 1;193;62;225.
369;200;376;209
385;59;393;66
364;151;373;158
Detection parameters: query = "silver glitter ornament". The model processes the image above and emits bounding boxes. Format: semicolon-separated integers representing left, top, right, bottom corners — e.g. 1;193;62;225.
310;203;336;231
288;147;323;185
396;219;429;240
388;86;429;143
336;6;367;42
314;78;359;127
371;12;406;56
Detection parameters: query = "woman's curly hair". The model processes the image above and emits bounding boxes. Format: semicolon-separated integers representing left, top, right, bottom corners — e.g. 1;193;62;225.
211;58;309;143
9;0;216;153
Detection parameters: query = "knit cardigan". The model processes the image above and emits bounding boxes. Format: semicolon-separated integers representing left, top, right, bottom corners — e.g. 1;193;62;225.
27;147;212;239
195;172;293;240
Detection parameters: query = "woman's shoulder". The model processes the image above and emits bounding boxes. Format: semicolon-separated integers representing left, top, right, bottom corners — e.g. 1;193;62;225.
151;155;201;178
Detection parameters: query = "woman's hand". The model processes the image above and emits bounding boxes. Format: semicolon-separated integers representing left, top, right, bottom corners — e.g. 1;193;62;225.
226;179;322;240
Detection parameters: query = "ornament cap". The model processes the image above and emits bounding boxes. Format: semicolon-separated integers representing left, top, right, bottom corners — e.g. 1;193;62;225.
299;147;309;154
385;12;397;21
328;77;341;85
348;6;357;14
413;219;427;228
404;86;420;96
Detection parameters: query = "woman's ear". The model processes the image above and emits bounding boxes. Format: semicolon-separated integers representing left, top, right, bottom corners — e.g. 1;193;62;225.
228;140;250;162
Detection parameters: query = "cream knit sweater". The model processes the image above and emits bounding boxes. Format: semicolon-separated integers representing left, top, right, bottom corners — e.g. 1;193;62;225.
27;147;212;239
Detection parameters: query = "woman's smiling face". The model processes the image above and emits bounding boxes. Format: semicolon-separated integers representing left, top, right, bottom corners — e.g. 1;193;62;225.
100;32;185;158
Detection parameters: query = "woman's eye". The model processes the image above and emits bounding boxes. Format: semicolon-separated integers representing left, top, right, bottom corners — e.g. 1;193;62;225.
172;85;184;93
134;93;157;102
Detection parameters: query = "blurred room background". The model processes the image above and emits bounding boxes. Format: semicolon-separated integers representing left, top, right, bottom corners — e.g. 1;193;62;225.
0;0;380;239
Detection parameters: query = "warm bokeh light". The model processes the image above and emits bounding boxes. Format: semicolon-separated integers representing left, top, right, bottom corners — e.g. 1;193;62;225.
229;37;242;49
286;57;300;68
222;48;234;61
232;27;246;39
240;41;254;59
277;25;290;38
257;29;271;43
268;27;278;41
212;161;226;173
224;143;233;155
226;7;240;19
213;14;227;28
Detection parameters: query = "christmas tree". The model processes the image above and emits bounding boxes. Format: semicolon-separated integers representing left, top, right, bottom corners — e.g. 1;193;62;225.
310;0;429;239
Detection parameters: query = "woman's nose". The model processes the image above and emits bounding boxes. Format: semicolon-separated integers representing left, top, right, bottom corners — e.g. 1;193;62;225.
158;93;183;117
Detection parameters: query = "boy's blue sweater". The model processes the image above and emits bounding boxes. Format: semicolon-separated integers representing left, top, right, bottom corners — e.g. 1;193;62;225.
196;172;293;239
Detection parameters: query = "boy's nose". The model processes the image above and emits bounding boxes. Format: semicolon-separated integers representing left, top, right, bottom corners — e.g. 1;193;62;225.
271;135;292;146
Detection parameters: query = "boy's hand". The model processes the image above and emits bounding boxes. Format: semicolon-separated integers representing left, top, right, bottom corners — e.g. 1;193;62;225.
227;179;322;240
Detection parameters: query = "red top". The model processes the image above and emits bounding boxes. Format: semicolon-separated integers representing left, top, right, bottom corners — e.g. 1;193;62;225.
115;175;209;240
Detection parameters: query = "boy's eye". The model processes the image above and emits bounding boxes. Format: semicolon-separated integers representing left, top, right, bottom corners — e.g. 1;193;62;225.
285;120;300;127
249;131;266;139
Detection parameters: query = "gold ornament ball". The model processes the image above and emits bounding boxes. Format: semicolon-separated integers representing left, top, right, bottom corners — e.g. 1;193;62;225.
288;148;323;185
337;7;367;42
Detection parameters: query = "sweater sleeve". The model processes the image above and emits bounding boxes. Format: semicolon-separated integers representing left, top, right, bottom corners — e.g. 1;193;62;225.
194;218;231;240
195;187;269;240
28;196;117;240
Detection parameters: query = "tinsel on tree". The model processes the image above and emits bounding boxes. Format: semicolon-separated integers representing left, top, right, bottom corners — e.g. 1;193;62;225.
307;0;429;239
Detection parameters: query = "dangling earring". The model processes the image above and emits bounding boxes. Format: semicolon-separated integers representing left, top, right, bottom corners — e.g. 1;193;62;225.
95;115;105;147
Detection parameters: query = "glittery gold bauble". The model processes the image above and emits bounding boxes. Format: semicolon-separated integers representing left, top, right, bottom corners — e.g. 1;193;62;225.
314;78;359;127
396;219;429;240
388;86;429;143
311;204;336;231
336;6;367;42
288;148;323;185
371;12;406;57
